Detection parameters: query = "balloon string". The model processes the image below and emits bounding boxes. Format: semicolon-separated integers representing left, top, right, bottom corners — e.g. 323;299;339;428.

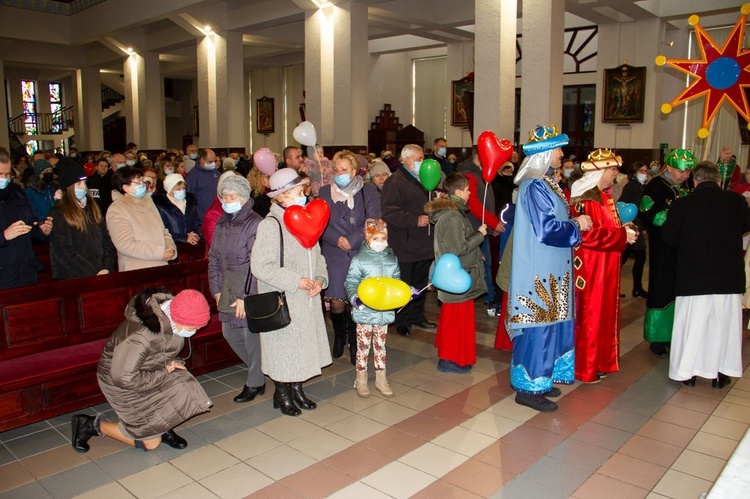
482;183;488;226
396;284;431;314
427;190;431;236
308;249;313;308
313;147;321;171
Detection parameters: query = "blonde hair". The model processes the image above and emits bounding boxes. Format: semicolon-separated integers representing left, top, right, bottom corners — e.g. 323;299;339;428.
332;150;358;172
247;167;269;196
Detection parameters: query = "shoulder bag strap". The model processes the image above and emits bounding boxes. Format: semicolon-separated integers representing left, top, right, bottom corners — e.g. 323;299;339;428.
245;216;284;295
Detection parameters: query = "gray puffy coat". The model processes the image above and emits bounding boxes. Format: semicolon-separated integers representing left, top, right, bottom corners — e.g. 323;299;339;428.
425;197;487;303
97;290;212;440
344;242;401;326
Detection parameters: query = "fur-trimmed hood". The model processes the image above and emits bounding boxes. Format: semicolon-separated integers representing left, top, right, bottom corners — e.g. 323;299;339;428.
424;197;466;224
123;286;175;334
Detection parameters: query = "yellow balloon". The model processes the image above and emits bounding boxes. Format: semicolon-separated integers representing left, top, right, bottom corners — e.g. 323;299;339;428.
357;277;411;311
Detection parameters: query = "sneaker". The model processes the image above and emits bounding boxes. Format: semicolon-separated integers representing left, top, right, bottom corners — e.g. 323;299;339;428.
486;308;497;317
437;359;471;374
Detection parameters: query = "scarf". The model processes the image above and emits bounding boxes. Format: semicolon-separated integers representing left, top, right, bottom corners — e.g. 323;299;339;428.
168;193;187;214
331;175;364;209
570;169;604;199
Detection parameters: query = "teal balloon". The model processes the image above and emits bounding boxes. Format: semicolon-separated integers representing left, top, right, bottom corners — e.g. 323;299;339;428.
431;253;471;294
419;158;441;191
616;202;637;224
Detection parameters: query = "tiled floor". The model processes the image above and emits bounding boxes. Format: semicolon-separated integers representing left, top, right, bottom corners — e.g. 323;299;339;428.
1;262;749;498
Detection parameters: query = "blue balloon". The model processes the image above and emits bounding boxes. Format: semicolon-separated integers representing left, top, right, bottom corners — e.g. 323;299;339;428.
616;202;637;224
431;253;471;294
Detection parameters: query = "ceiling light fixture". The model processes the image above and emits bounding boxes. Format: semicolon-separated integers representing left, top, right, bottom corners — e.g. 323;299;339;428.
312;0;333;8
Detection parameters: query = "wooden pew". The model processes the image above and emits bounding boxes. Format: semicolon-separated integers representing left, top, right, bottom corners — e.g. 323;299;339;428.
0;246;235;432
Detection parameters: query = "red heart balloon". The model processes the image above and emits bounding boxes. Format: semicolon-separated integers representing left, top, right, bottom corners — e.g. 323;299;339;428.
283;198;331;248
477;131;514;183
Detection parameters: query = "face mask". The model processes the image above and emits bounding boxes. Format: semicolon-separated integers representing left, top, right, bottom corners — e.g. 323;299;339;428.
563;169;573;179
437;147;447;157
637;173;649;184
75;188;88;200
369;240;388;252
70;153;76;158
173;190;186;201
42;172;53;183
106;157;111;164
0;178;11;189
189;153;198;160
651;166;660;174
233;158;239;166
116;163;126;170
574;163;581;172
334;173;352;187
154;162;160;168
133;149;139;155
413;160;423;175
126;160;136;167
132;183;147;199
222;200;242;214
204;162;216;170
293;195;307;207
175;328;195;338
163;168;174;175
449;159;457;165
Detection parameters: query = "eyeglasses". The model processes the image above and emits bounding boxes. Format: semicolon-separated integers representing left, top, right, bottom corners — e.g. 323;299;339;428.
129;180;144;186
143;179;154;186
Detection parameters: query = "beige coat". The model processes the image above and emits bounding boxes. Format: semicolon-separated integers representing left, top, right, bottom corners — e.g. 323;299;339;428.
106;193;177;271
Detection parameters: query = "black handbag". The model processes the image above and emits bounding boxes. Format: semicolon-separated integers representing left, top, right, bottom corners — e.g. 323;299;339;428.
245;218;292;333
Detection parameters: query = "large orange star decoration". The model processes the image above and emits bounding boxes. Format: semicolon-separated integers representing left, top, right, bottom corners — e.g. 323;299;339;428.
656;4;750;139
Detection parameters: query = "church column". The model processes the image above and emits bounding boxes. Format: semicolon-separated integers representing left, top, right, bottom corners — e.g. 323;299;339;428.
305;1;368;148
520;0;565;137
196;30;245;148
74;67;103;151
474;0;517;141
0;62;9;152
123;51;165;149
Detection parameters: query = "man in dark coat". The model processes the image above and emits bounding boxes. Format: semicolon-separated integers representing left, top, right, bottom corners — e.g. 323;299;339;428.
380;144;435;335
87;158;114;214
0;147;52;289
425;137;453;176
662;162;750;388
638;149;695;357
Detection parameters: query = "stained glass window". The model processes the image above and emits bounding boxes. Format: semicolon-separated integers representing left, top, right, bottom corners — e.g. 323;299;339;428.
21;80;37;155
49;82;62;133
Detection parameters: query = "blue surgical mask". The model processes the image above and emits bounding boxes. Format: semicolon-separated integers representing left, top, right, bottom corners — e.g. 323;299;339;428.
334;173;352;188
204;162;216;170
173;190;186;201
413;161;423;175
75;188;88;200
233;158;239;166
132;183;147;199
189;153;198;160
175;328;195;338
106;157;111;164
0;178;11;189
293;196;307;207
126;160;136;167
222;200;242;214
563;169;572;179
437;147;447;157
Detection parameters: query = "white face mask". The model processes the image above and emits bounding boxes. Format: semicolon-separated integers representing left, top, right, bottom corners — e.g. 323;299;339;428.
636;173;649;184
204;161;216;170
126;160;136;167
369;240;388;252
175;328;195;338
163;168;174;175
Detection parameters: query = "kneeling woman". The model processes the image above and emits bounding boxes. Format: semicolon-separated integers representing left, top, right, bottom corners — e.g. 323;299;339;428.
71;288;212;452
251;169;331;416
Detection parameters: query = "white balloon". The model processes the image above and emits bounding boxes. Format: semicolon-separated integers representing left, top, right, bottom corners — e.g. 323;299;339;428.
293;121;317;147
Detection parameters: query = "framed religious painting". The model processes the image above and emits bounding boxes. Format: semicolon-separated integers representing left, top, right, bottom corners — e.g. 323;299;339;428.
602;64;646;123
451;76;473;127
256;96;274;134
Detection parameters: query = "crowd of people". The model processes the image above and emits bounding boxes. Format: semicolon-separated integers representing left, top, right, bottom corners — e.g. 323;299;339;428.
0;128;746;451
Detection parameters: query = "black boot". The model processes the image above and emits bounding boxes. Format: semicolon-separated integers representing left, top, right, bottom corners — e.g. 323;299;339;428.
649;342;669;358
161;429;188;449
71;414;98;453
273;381;301;416
330;311;347;359
290;382;317;410
683;376;697;387
514;392;558;412
346;308;357;366
712;373;731;389
233;383;266;403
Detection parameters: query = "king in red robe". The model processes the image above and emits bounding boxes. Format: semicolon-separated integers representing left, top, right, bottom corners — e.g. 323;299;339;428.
569;149;633;383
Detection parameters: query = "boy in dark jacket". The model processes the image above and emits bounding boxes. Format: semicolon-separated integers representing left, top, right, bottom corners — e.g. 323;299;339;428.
424;173;487;373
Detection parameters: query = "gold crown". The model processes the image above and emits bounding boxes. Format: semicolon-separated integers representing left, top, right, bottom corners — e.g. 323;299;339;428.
587;149;617;163
528;125;562;143
582;148;621;171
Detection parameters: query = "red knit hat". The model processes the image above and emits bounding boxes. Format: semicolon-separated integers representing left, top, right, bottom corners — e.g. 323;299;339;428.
170;290;210;329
